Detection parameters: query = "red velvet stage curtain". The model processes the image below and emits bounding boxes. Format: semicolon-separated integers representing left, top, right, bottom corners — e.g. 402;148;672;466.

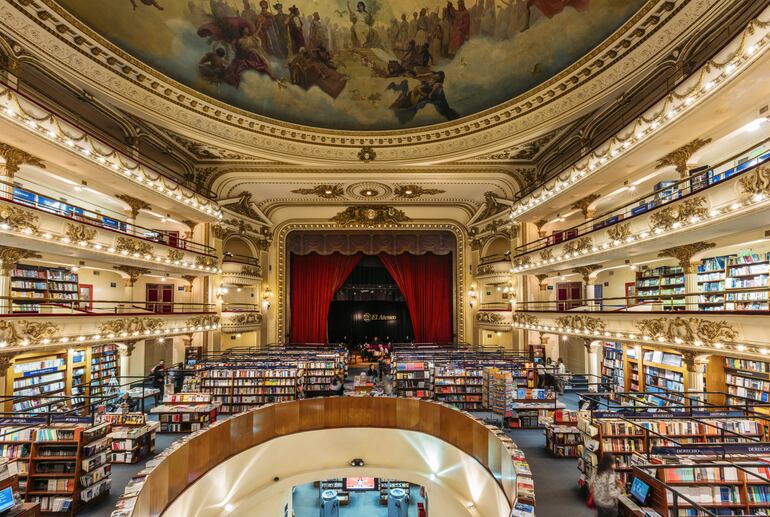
290;252;362;344
378;253;452;343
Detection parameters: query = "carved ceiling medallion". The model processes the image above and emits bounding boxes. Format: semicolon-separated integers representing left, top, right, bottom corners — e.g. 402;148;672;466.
330;206;410;227
291;185;344;199
394;185;446;199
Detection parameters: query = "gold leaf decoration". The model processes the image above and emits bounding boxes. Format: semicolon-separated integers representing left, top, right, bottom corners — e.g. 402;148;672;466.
649;197;708;231
606;223;631;242
65;223;97;244
0;204;39;233
98;317;165;336
115;236;155;256
291;185;344;198
635;317;736;346
330;206;410;227
555;315;606;333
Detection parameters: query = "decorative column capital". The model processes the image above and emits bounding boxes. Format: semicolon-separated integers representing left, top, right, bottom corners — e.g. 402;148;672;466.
114;265;150;287
656;138;712;178
115;194;151;219
659;242;715;273
117;341;138;357
0;144;45;175
535;273;549;291
534;219;548;239
0;353;16;374
572;264;602;284
182;275;197;292
571;193;601;219
682;351;709;373
0;246;41;274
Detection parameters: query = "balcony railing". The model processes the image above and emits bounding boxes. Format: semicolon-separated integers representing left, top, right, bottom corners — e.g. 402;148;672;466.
222;253;259;266
515;137;770;255
1;179;215;256
221;303;260;312
515;287;770;313
479;253;511;265
0;296;216;316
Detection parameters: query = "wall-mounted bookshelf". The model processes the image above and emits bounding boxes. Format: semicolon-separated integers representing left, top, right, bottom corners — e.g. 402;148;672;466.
601;342;624;393
433;367;484;410
150;393;220;433
88;345;119;411
725;252;769;310
641;349;686;407
636;266;685;310
724;357;770;406
10;265;78;314
9;354;67;414
304;361;341;395
697;255;732;311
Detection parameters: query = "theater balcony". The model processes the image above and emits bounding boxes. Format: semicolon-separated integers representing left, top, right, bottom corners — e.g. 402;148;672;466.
220;304;263;333
117;397;518;517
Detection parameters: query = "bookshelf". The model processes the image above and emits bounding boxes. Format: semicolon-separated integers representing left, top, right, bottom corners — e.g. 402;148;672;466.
508;388;559;429
304;361;341;395
27;422;112;515
9;354;68;414
393;361;433;399
636;266;686;310
0;426;36;493
88;345;119;411
641;349;686;407
101;414;158;464
69;351;86;413
601;342;624;393
725;252;769;310
433;367;484;410
10;266;78;314
199;366;299;414
545;410;580;457
483;368;513;417
630;460;770;517
150;393;220;433
697;255;732;311
724;357;770;406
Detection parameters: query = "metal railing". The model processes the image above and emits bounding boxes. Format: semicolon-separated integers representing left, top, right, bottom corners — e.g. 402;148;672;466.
1;179;215;255
514;287;770;312
515;137;770;255
0;296;216;315
221;303;260;312
222;253;260;266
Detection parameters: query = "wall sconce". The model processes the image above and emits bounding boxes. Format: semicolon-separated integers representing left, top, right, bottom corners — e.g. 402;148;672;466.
467;284;477;308
262;285;273;310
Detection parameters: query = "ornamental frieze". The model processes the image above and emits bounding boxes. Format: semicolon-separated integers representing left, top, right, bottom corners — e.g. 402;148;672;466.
0;204;39;234
555;315;606;333
635;317;737;346
98;317;165;336
330;206;410;227
649;197;708;231
0;320;59;347
115;236;155;256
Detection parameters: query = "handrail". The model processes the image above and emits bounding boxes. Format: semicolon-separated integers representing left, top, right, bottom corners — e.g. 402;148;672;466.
221;303;260;312
1;77;218;200
513;286;770;312
124;397;520;516
479;253;511;265
222;253;260;266
515;136;770;255
1;179;215;256
0;296;216;315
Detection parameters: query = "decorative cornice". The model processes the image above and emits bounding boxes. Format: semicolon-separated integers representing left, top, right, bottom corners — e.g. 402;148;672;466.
64;223;96;245
635;317;737;346
607;223;631;242
393;185;446;199
0;320;59;347
512;313;539;327
290;185;344;199
555;314;606;333
649;196;708;232
330;206;410;227
739;165;770;199
0;143;44;175
221;192;263;220
185;315;220;329
658;241;715;273
0;204;39;234
572;264;602;283
656;137;712;178
115;236;155;257
562;236;593;256
98;317;164;336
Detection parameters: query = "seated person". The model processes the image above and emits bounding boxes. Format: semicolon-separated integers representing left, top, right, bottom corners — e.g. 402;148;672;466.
367;364;378;378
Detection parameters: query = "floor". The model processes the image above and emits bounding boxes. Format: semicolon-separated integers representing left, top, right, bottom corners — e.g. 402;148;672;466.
292;481;425;517
504;391;593;517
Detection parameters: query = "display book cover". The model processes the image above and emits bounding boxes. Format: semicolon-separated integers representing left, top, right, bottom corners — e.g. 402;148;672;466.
511;501;534;517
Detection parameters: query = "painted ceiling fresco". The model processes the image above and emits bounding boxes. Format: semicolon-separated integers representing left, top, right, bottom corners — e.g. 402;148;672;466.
57;0;648;131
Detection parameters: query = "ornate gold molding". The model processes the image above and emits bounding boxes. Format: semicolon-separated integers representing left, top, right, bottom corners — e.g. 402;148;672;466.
98;317;164;336
0;320;59;347
656;138;712;178
658;241;715;273
0;204;39;234
476;312;505;324
571;193;601;219
181;275;196;292
563;236;593;255
739;165;770;198
167;249;184;262
394;185;446;199
635;317;736;346
0;143;44;175
572;264;602;283
330;206;410;227
115;236;155;257
115;194;151;218
185;315;220;328
512;313;539;327
606;223;631;242
290;185;344;199
114;265;150;287
649;196;708;231
539;248;553;262
65;223;96;244
513;255;532;269
195;256;218;269
555;315;606;333
0;246;41;274
476;264;495;276
226;312;263;326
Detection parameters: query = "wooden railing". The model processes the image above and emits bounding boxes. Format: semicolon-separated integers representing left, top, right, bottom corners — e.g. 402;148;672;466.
127;397;518;516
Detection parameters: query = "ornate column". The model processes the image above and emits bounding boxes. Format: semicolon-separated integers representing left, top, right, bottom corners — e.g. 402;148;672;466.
0;246;41;314
0;144;44;198
656;138;712;179
571;193;601;220
683;352;710;406
534;274;549;308
115;195;151;236
115;266;149;304
117;341;137;385
659;242;715;310
0;353;16;397
583;339;601;389
533;219;548;240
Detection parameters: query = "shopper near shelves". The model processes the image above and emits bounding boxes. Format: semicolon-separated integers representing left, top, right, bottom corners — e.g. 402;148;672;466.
367;364;378;378
330;375;344;396
555;357;567;394
545;357;555;388
536;361;546;388
591;453;621;517
149;360;166;402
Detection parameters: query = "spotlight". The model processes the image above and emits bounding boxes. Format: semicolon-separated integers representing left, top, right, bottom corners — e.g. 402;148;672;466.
350;458;365;467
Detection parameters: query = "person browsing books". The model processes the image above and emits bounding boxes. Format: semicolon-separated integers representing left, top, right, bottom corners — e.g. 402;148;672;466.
591;453;621;517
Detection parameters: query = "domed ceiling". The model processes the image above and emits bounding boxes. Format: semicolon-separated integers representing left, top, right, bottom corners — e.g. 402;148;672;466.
57;0;647;131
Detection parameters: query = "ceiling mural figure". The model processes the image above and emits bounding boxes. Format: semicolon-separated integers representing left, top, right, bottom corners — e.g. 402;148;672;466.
56;0;647;131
